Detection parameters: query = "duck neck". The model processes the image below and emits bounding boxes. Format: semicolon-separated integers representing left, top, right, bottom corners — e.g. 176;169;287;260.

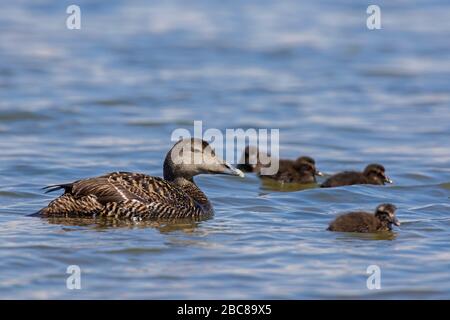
296;166;316;183
364;172;382;185
172;177;211;207
163;156;211;208
376;219;392;231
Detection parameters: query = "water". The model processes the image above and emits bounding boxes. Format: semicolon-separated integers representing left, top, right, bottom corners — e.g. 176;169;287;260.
1;0;450;299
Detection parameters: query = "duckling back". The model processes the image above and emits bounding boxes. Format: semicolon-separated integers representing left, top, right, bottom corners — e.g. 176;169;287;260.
327;212;380;233
321;171;368;188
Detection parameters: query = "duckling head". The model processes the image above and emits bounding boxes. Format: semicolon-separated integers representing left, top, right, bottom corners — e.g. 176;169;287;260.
363;163;392;185
375;203;400;230
164;138;245;181
294;156;323;178
237;146;262;173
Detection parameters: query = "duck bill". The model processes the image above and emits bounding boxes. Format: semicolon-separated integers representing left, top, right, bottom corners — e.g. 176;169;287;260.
222;163;245;178
315;170;324;177
393;218;401;226
384;176;393;184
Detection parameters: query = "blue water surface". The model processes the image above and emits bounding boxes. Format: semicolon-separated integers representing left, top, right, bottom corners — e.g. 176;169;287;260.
0;0;449;299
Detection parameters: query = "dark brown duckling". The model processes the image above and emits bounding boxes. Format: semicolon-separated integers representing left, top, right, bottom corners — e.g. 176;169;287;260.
36;138;244;220
236;146;268;173
262;156;323;184
237;146;322;184
327;203;400;233
320;163;392;188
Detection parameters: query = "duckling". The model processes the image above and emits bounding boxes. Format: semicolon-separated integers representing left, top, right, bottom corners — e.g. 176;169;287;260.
263;156;323;184
237;146;322;184
236;146;267;173
327;203;400;233
36;138;244;219
320;164;392;188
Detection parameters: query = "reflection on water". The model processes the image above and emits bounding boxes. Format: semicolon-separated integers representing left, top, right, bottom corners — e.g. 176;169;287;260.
0;0;450;299
440;183;450;190
260;177;319;192
334;231;398;241
40;216;203;234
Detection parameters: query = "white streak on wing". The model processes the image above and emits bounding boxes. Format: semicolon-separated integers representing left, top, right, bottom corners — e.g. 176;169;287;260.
111;183;129;201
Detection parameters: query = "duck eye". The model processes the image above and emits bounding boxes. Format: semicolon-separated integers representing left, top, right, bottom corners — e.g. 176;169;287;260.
190;144;202;153
202;146;215;156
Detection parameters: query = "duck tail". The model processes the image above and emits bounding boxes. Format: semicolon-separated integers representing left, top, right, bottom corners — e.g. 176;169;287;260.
42;183;73;194
28;210;44;217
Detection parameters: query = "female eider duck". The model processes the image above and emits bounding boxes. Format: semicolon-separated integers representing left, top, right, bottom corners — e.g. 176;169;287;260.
37;138;244;219
327;203;400;233
237;146;322;184
321;163;392;188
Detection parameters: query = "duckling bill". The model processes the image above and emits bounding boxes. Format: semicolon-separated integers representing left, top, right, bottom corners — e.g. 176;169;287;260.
321;164;392;188
37;138;244;219
327;203;400;233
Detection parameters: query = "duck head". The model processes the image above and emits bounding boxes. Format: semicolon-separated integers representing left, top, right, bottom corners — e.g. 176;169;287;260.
293;156;323;180
375;203;400;230
164;138;244;181
363;164;392;185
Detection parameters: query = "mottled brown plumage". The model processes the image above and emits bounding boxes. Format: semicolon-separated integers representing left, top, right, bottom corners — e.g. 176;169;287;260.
321;164;392;188
37;139;244;219
327;203;400;233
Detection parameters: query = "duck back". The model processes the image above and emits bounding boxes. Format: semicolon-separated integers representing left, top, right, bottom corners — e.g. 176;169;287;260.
321;171;368;188
327;212;380;232
38;172;211;219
